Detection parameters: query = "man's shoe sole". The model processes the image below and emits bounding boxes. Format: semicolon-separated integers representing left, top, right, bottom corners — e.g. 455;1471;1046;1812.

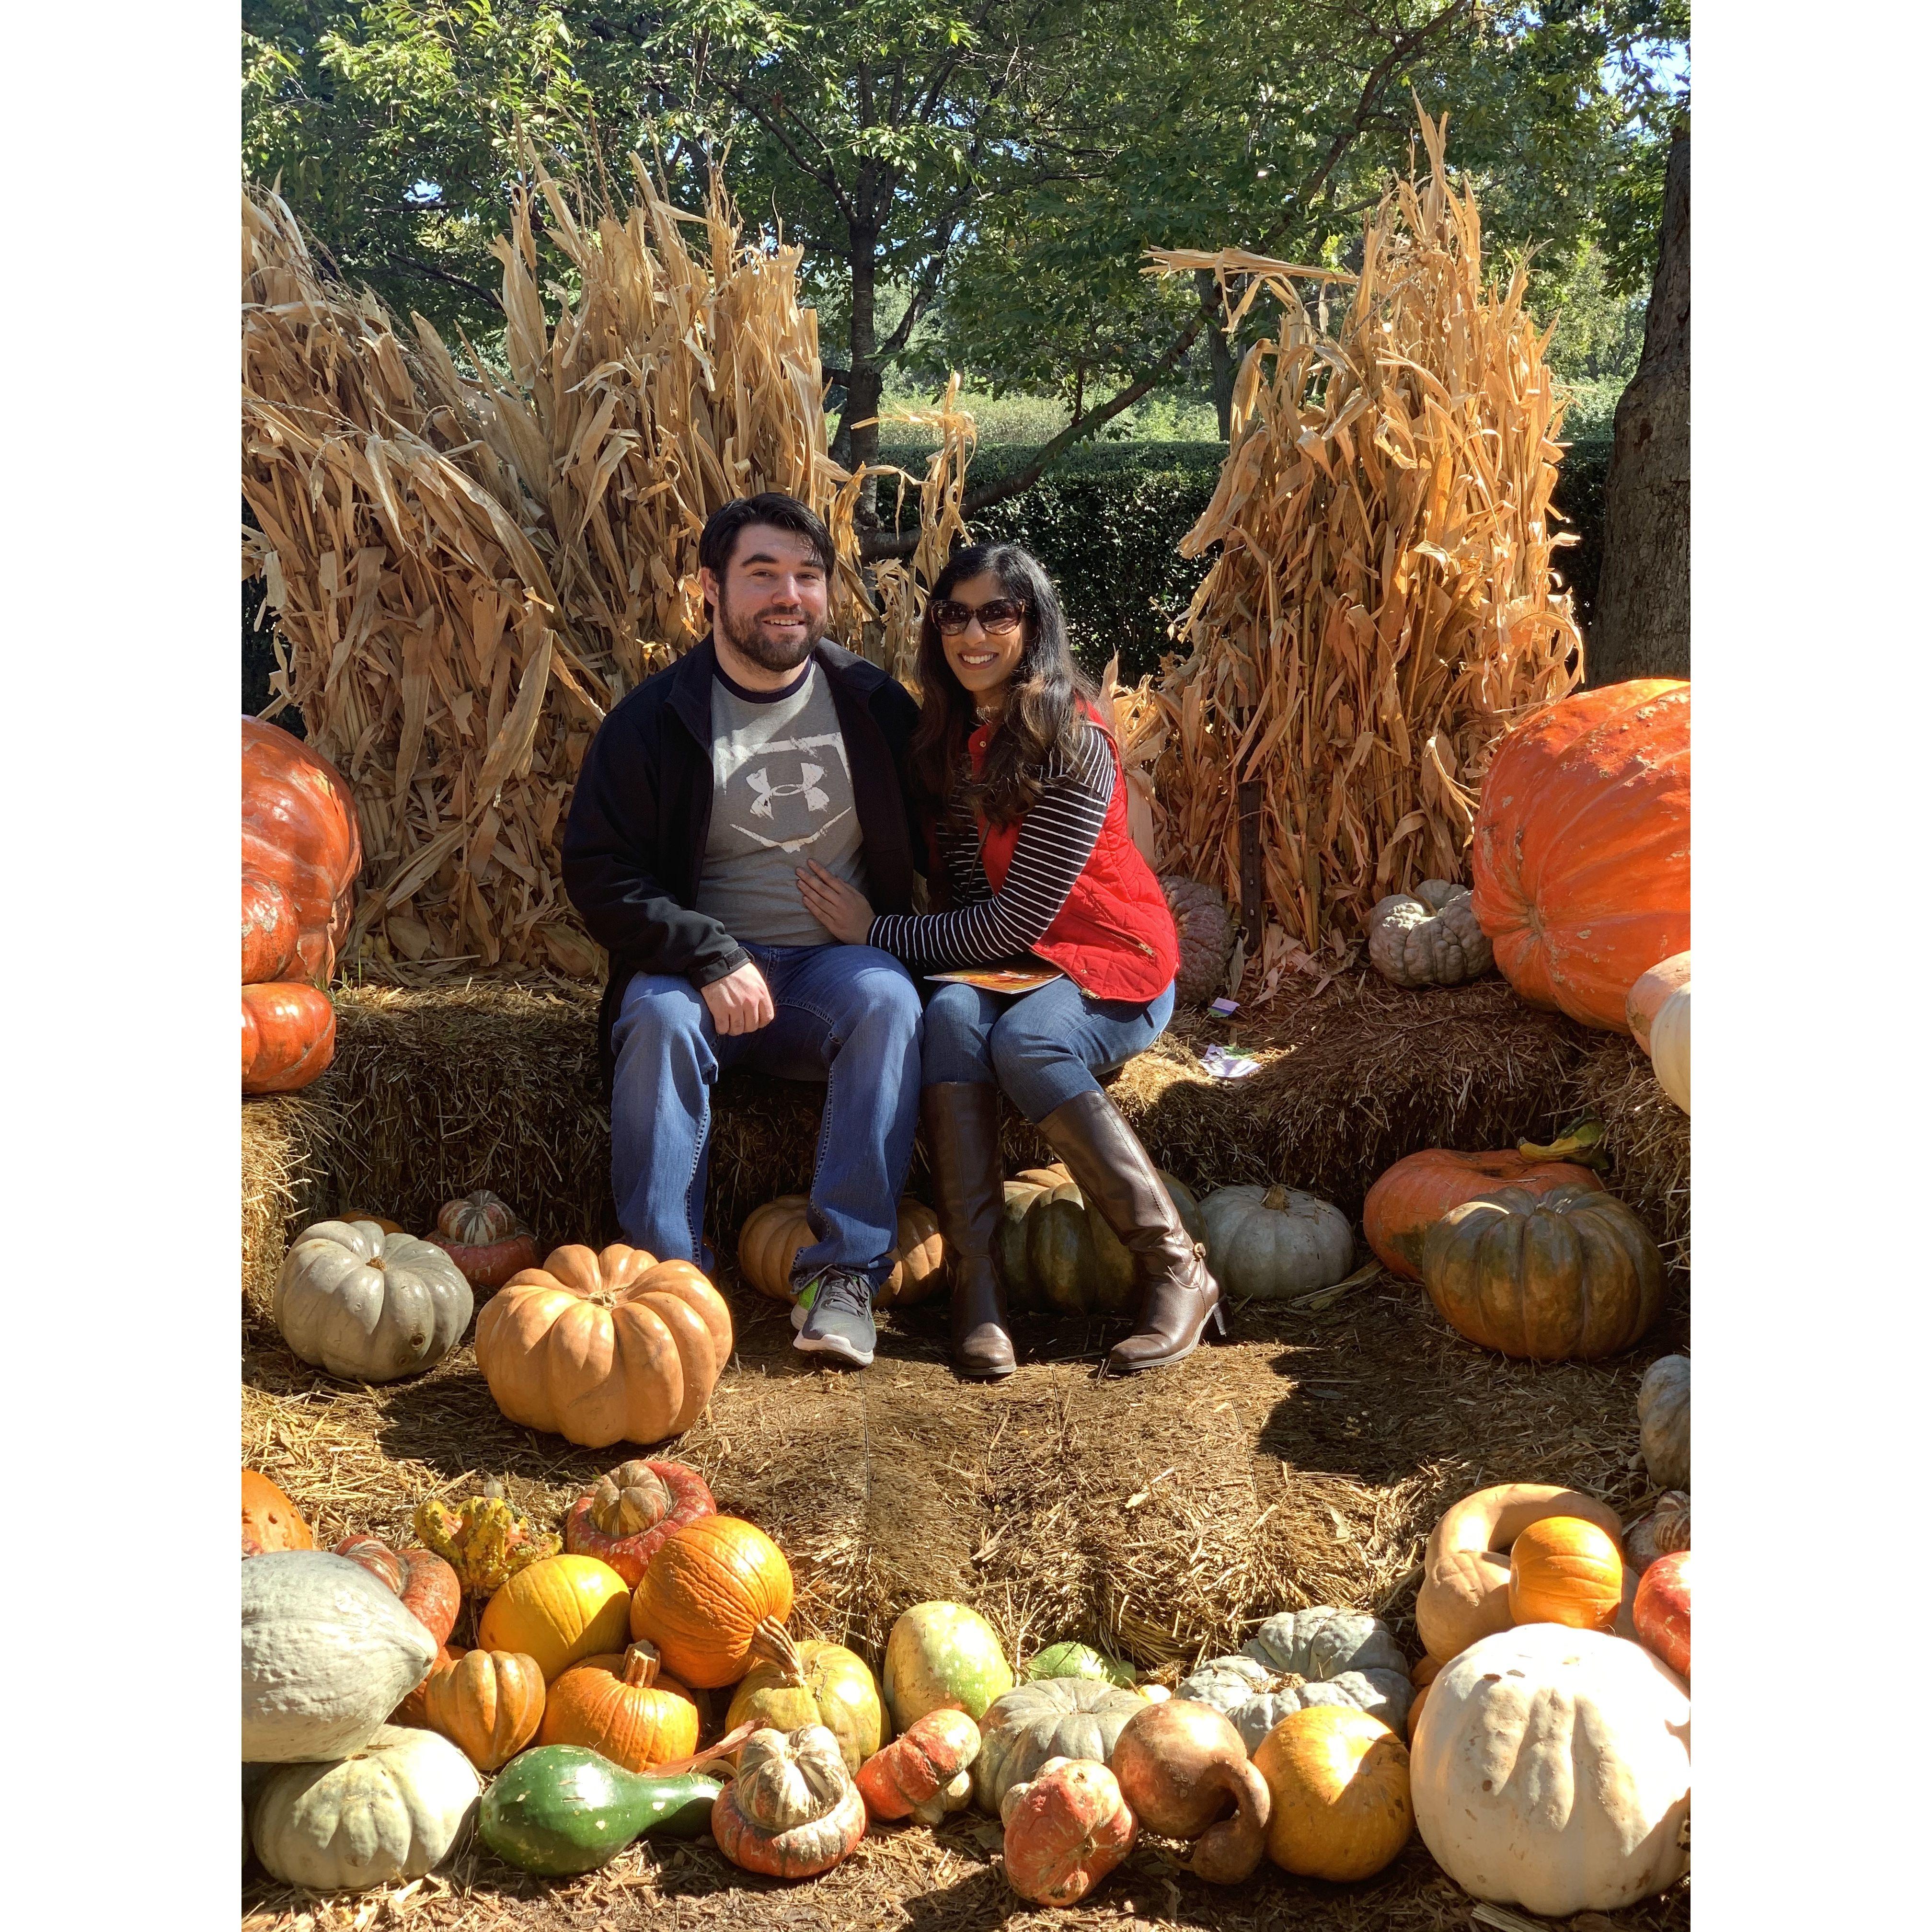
793;1330;874;1368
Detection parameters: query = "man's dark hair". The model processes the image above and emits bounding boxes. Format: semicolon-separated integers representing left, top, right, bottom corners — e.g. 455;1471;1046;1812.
698;493;837;584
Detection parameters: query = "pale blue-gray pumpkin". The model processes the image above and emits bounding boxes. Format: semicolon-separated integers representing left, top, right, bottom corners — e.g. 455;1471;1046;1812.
1197;1185;1353;1301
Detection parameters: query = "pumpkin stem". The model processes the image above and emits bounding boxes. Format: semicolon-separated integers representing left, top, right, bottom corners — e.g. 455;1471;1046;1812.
621;1640;663;1688
749;1614;806;1687
1261;1184;1290;1210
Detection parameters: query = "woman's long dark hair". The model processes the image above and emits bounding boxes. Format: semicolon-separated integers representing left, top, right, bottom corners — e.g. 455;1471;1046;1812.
909;542;1098;828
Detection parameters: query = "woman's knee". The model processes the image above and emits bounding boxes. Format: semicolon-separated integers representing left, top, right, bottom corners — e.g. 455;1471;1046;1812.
989;1004;1074;1088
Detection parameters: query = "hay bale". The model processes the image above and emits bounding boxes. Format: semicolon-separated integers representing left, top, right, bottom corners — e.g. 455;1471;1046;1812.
241;1088;335;1310
1571;1033;1691;1270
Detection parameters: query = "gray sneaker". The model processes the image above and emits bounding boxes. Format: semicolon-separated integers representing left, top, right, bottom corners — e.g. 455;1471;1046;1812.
792;1269;876;1367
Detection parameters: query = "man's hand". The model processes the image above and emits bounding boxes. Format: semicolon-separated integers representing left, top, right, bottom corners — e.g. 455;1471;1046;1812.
701;961;775;1035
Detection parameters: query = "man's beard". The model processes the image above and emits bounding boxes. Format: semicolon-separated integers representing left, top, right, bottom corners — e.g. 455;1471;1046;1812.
718;590;826;672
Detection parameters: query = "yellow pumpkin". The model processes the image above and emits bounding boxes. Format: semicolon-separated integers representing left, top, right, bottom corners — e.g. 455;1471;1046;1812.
737;1196;945;1310
1253;1707;1413;1882
1508;1517;1624;1633
726;1618;886;1774
478;1554;632;1683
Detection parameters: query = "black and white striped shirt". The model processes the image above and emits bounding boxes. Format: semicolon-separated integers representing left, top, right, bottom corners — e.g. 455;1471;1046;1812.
868;721;1116;967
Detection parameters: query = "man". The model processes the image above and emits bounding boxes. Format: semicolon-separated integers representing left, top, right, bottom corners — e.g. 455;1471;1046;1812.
562;492;923;1368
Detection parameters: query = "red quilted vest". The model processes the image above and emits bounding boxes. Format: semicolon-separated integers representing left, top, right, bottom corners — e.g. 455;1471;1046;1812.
970;711;1178;1003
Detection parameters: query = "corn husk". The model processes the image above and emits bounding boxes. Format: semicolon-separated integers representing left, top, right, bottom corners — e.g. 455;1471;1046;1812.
1129;108;1582;1001
242;160;966;975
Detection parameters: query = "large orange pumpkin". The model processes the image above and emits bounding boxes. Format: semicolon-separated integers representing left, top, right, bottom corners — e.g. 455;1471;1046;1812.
242;869;300;983
242;1469;313;1555
1362;1150;1604;1281
1470;680;1689;1033
241;718;363;984
628;1515;795;1690
538;1641;701;1771
242;982;336;1094
1509;1518;1624;1633
474;1245;733;1450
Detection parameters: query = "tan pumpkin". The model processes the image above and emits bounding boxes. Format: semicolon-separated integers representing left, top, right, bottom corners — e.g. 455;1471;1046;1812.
711;1724;868;1879
1252;1706;1412;1882
539;1640;700;1771
1508;1517;1624;1633
737;1195;945;1309
242;1469;313;1556
474;1243;733;1449
478;1555;633;1683
725;1618;885;1774
1420;1184;1663;1360
1362;1148;1605;1281
423;1648;546;1771
1416;1484;1629;1664
562;1459;717;1587
629;1515;796;1690
854;1710;982;1824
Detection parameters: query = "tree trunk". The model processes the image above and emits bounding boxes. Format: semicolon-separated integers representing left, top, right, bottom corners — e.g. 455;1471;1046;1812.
839;217;883;524
1589;121;1690;686
1197;270;1236;440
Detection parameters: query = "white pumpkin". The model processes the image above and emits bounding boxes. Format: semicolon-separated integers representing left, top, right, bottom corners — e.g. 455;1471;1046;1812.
242;1551;438;1762
1197;1184;1353;1300
1625;953;1690;1113
1637;1355;1690;1490
250;1724;480;1891
1410;1624;1690;1916
275;1219;473;1382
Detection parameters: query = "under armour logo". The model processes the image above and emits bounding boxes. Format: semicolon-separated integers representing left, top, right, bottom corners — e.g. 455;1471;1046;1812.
747;762;830;819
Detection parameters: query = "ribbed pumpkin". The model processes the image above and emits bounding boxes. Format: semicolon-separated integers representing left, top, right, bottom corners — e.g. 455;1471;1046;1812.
474;1244;733;1449
1252;1707;1412;1881
242;982;336;1093
1197;1184;1353;1301
737;1195;945;1309
242;1469;313;1555
1508;1517;1624;1632
1363;1149;1605;1281
997;1164;1206;1316
539;1640;700;1771
629;1515;795;1690
241;716;363;984
725;1618;884;1773
479;1555;633;1683
1366;880;1492;988
423;1647;546;1771
1420;1184;1662;1360
711;1724;867;1879
973;1677;1148;1815
1163;875;1237;1006
331;1537;461;1646
563;1459;717;1587
1470;679;1689;1033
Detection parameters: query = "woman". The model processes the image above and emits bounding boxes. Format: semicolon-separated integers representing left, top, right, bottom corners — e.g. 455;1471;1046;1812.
796;541;1222;1380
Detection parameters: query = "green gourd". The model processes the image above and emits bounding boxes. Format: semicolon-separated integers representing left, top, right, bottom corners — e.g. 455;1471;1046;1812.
478;1745;722;1876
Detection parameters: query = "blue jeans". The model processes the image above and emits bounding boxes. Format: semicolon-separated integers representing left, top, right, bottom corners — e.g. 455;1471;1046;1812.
610;943;923;1286
921;976;1176;1122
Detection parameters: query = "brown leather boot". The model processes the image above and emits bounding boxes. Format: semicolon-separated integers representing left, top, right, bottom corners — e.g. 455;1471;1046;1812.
1035;1087;1224;1373
921;1083;1016;1380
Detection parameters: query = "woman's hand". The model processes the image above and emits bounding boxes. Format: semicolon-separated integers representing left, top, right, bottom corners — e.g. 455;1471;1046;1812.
796;859;876;945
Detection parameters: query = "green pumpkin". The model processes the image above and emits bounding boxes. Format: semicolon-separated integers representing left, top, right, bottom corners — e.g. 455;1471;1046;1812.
1025;1641;1137;1688
996;1165;1207;1316
882;1601;1014;1731
725;1621;885;1774
478;1746;722;1876
971;1677;1148;1813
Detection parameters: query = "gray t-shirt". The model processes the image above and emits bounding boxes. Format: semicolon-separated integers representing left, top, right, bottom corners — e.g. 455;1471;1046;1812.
694;663;869;948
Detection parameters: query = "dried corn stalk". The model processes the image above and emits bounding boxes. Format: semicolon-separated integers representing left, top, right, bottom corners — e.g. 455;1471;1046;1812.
1133;107;1582;1000
244;161;966;977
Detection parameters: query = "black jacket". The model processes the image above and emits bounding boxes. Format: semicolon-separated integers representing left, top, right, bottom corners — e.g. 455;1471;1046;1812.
562;636;924;1088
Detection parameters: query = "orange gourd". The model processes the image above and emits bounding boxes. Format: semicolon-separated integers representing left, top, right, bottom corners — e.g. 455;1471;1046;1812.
629;1515;795;1690
241;717;363;984
1253;1707;1413;1882
1363;1150;1605;1280
1470;680;1689;1032
242;982;336;1093
563;1459;717;1587
479;1554;633;1683
474;1244;733;1450
424;1647;547;1771
855;1710;982;1823
1508;1517;1625;1632
539;1640;700;1772
242;1470;313;1555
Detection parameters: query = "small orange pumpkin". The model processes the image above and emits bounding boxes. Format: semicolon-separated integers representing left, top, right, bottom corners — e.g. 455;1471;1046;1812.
738;1195;946;1309
331;1536;461;1646
538;1640;701;1772
392;1643;464;1728
242;1469;313;1555
242;982;336;1094
629;1515;795;1690
424;1647;547;1771
563;1459;717;1587
1508;1516;1624;1632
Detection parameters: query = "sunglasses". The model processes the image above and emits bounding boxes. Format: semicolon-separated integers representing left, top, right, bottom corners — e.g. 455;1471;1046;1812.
931;597;1028;635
